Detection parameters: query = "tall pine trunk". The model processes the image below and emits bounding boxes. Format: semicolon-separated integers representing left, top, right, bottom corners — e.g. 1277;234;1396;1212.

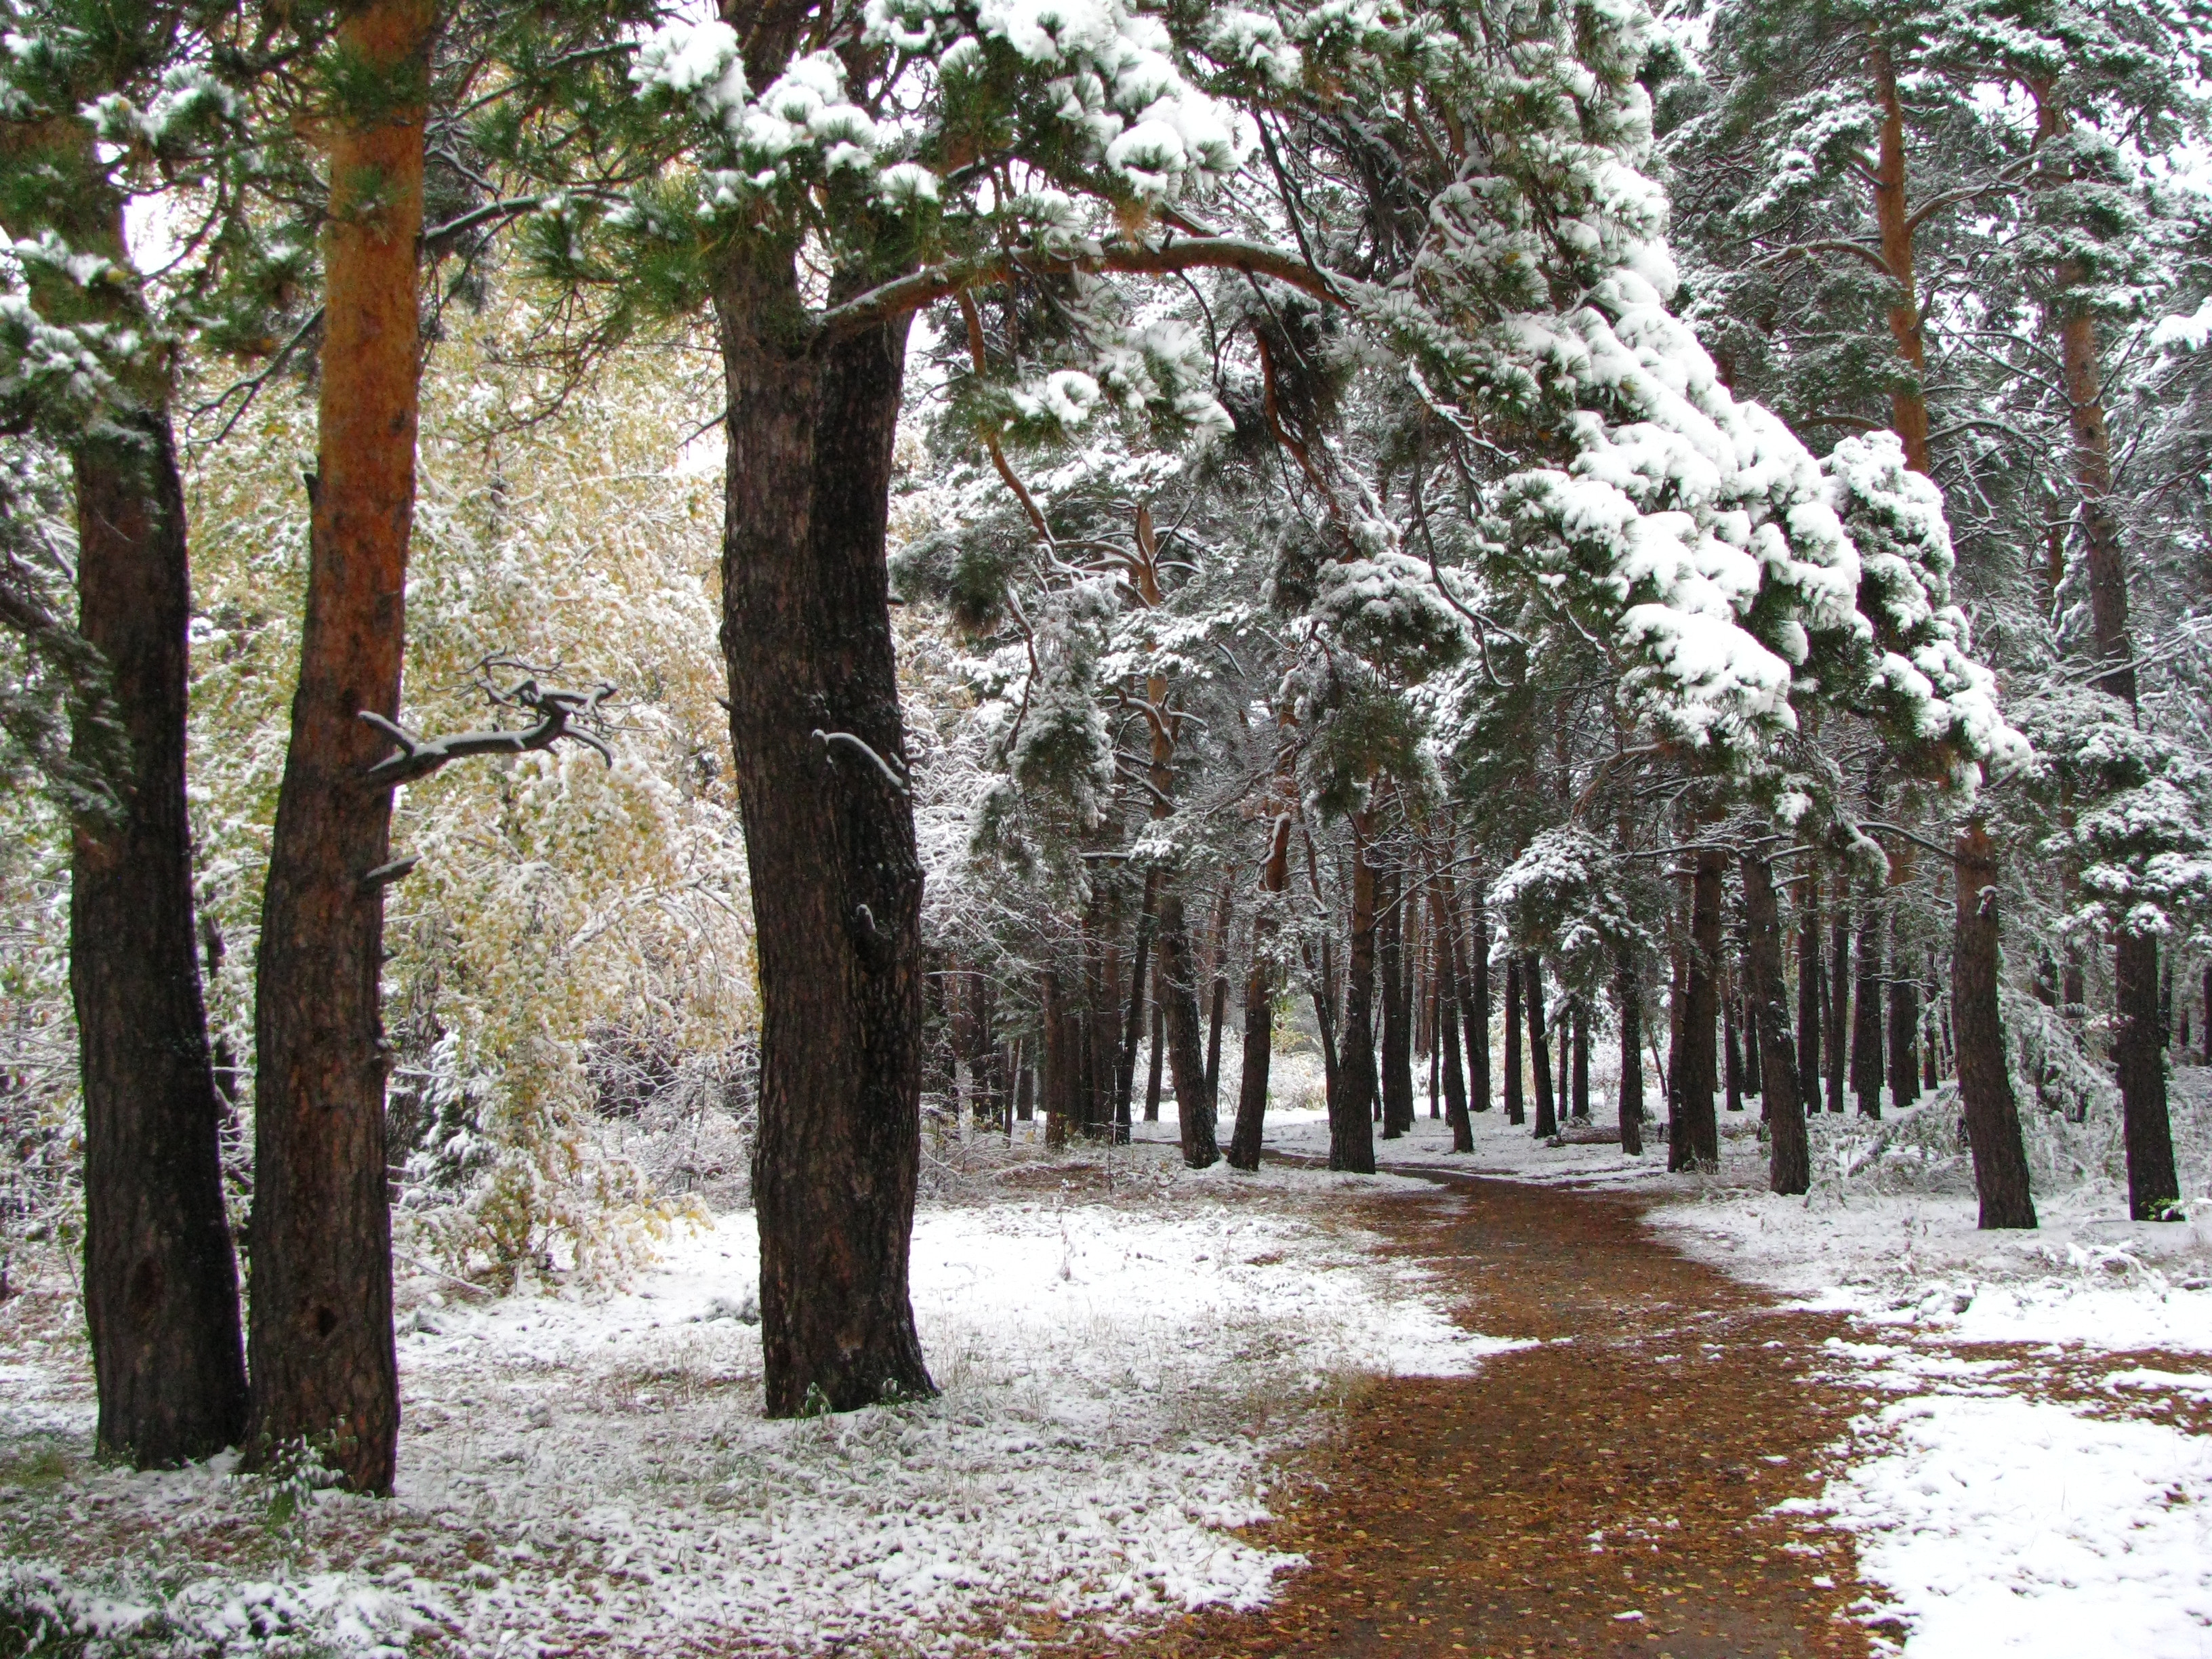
1741;848;1809;1195
1954;822;2036;1227
1796;870;1822;1102
1615;944;1643;1155
1156;886;1219;1168
715;250;931;1414
247;0;434;1491
1330;827;1380;1172
1435;882;1471;1151
1502;955;1523;1126
1528;956;1555;1139
1380;863;1414;1136
75;407;248;1467
1673;849;1724;1170
1826;907;1850;1113
1227;815;1292;1171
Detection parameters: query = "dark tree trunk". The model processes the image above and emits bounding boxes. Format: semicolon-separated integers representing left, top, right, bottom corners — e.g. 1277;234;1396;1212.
248;0;434;1491
1504;951;1524;1126
1570;999;1589;1120
1043;966;1074;1147
1851;907;1885;1118
1741;849;1809;1195
1437;890;1471;1151
1723;984;1744;1113
1204;878;1231;1109
1309;935;1340;1111
1380;863;1415;1136
2203;963;2211;1065
1826;907;1850;1113
75;406;249;1469
1796;872;1822;1103
1664;933;1685;1151
1888;954;1921;1109
1528;956;1556;1139
1157;886;1219;1168
714;249;932;1416
1953;823;2036;1227
2116;929;2180;1220
1742;983;1761;1100
1116;869;1160;1121
1015;1040;1035;1122
1673;851;1724;1170
1087;913;1122;1136
1228;815;1293;1171
1330;828;1380;1172
1145;996;1164;1122
1615;945;1644;1155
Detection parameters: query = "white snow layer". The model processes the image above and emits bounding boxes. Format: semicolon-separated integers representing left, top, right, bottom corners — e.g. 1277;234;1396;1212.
0;1158;1519;1656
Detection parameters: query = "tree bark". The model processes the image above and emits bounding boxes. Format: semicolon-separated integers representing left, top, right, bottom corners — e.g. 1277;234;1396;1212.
1144;994;1164;1122
1570;998;1589;1120
1447;876;1490;1115
1953;822;2036;1227
1674;850;1724;1170
1504;951;1524;1126
1227;815;1292;1171
1723;982;1744;1113
248;0;435;1491
75;406;249;1468
1157;886;1219;1168
2116;929;2180;1220
1204;878;1231;1109
714;242;933;1414
1330;825;1381;1171
1887;949;1921;1109
1528;956;1556;1139
1380;861;1415;1136
1741;848;1810;1195
1742;979;1761;1100
1435;885;1472;1151
1115;868;1160;1122
1615;945;1644;1155
1797;870;1822;1103
1869;39;1933;474
1826;907;1850;1113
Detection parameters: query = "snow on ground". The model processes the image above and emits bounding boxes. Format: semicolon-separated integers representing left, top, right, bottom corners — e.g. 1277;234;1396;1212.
1298;1046;2212;1659
0;1132;1520;1657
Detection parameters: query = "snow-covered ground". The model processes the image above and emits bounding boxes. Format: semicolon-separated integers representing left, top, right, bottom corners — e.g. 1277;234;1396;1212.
1252;1057;2212;1659
0;1136;1519;1657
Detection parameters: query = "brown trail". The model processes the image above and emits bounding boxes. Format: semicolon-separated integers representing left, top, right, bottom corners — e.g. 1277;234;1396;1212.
1075;1171;1877;1659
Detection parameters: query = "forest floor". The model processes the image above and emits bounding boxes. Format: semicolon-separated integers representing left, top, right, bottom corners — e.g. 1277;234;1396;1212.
5;1084;2212;1656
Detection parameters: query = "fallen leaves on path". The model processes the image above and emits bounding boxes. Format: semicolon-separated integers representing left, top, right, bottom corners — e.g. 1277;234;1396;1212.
1059;1173;1877;1659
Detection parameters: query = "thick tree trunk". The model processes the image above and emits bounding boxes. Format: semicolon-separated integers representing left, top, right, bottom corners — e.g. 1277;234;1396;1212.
1953;822;2036;1227
714;247;932;1414
1869;41;1933;474
1851;906;1885;1118
2116;929;2180;1220
1887;954;1920;1109
1742;983;1761;1099
1615;945;1644;1155
1015;1040;1034;1122
1380;863;1415;1137
1204;880;1231;1109
1227;815;1292;1171
75;406;249;1469
1826;908;1850;1113
1446;877;1490;1115
1674;850;1724;1170
1528;956;1556;1139
1571;1000;1589;1121
1741;849;1810;1195
1436;886;1471;1151
1157;886;1219;1168
248;0;434;1491
1328;827;1381;1171
1503;953;1524;1126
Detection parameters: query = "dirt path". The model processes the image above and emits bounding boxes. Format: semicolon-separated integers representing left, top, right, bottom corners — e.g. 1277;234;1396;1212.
1078;1168;1880;1659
